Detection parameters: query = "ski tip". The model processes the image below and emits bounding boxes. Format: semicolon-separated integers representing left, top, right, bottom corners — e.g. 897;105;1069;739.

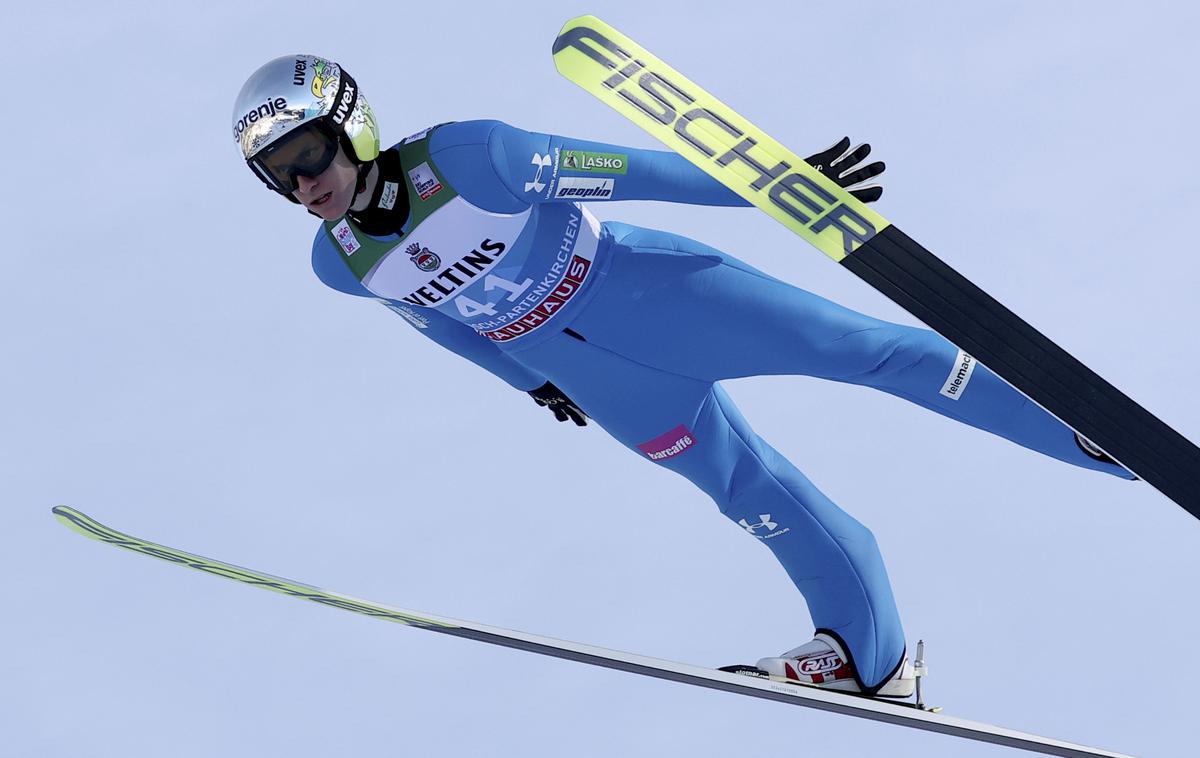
52;506;108;540
52;505;86;522
551;15;612;70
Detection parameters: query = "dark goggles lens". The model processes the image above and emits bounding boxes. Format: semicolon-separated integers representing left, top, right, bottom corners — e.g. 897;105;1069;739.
249;120;340;194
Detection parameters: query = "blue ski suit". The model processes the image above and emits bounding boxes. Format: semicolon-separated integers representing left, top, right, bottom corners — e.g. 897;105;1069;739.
312;120;1132;688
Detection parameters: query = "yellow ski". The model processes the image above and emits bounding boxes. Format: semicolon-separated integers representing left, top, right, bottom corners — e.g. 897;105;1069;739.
551;15;1200;519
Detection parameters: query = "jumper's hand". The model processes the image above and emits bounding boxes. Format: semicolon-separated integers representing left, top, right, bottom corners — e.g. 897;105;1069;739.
804;137;885;203
528;381;589;427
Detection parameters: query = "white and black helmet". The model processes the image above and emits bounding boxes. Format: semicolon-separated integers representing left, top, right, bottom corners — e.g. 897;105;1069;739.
232;55;379;198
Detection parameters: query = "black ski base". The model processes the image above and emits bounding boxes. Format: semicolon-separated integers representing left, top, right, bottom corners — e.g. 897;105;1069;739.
844;224;1200;519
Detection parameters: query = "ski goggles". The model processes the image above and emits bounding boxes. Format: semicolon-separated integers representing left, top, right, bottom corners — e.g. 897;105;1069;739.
248;118;341;195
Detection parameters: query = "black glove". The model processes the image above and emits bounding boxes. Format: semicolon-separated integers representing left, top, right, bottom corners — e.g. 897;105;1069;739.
804;137;885;203
528;381;588;427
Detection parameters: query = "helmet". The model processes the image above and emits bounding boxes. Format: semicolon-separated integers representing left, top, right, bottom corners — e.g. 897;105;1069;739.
232;55;380;198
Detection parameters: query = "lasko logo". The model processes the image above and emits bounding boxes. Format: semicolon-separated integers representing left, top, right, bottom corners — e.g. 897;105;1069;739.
738;514;791;540
233;97;287;142
939;348;977;400
405;242;441;272
562;150;628;174
554;177;614;199
637;424;696;461
407;161;443;201
332;219;360;256
525;153;553;193
553;26;878;257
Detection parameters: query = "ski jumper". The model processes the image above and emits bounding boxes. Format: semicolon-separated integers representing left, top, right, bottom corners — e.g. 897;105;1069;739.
311;120;1133;689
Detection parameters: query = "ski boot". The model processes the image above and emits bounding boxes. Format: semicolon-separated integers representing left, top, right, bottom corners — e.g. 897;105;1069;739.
757;632;914;697
721;633;937;710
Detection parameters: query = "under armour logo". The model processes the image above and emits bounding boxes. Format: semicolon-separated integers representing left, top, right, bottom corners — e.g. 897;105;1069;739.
524;153;553;193
739;515;777;533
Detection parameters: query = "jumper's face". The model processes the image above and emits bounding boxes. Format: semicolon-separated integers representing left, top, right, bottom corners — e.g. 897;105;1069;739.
292;146;359;220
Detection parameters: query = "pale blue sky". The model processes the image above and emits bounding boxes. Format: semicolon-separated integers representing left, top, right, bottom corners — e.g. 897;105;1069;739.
5;2;1198;757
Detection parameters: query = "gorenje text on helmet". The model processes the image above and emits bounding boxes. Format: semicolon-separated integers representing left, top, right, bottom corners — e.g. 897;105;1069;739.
233;97;288;142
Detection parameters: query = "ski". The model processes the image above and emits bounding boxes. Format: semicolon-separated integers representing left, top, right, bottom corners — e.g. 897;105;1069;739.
551;15;1200;521
54;506;1133;758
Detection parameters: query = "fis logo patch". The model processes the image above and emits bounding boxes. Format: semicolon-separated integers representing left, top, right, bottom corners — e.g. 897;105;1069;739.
407;162;442;201
332;219;360;256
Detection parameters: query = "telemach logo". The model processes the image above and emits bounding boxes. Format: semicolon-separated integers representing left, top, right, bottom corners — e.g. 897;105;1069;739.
939;349;976;400
233;96;288;142
553;26;877;257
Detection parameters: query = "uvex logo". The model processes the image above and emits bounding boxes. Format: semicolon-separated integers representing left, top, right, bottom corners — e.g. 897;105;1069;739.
332;83;355;125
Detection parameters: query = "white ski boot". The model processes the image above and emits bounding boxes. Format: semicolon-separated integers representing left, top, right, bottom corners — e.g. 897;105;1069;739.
755;632;916;698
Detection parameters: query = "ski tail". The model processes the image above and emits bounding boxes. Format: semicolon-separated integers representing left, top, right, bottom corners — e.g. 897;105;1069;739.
54;506;1135;758
52;505;453;628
